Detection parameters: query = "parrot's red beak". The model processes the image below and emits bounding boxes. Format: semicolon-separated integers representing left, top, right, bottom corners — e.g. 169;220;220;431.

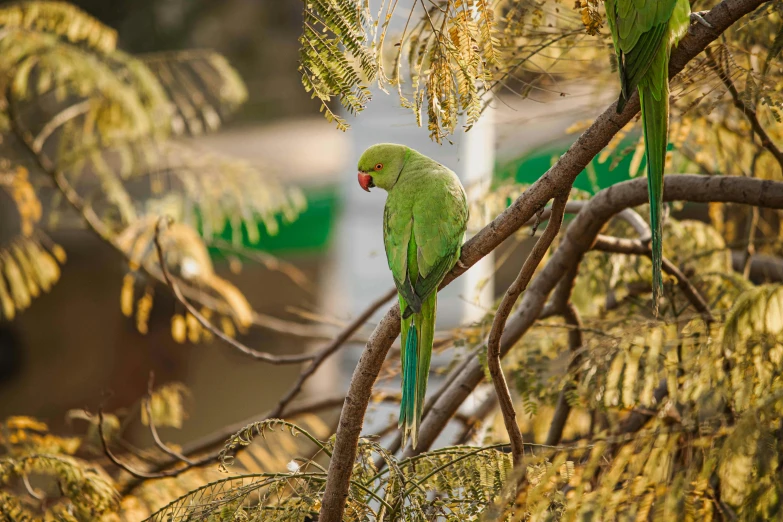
358;172;374;192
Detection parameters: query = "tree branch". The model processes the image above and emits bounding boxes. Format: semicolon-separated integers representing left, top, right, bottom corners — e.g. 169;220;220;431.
591;235;715;323
118;288;396;493
706;47;783;172
152;217;316;364
319;1;768;518
412;175;783;459
488;194;568;466
98;407;195;480
144;372;194;465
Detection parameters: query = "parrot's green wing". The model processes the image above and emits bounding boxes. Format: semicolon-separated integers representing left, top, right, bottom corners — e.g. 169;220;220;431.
605;0;679;107
383;174;467;318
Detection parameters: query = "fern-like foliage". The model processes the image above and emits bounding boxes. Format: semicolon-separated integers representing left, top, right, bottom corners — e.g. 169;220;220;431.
0;166;66;320
299;0;612;141
0;390;331;520
0;1;306;339
299;0;375;131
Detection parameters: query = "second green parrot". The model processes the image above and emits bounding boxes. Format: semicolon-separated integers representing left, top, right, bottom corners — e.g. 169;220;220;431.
357;143;468;448
605;0;691;312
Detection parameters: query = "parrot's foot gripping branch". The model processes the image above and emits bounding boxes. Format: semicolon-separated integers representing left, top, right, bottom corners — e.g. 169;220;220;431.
690;11;713;29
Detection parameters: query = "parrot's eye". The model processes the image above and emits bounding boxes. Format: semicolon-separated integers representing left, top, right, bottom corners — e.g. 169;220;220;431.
374;163;383;171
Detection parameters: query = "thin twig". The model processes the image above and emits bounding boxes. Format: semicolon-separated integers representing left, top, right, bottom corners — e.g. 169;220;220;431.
153;216;315;364
119;289;396;492
265;288;398;419
144;372;194;465
98;407;195;480
706;47;783;172
488;194;568;467
118;395;349;495
592;234;715;324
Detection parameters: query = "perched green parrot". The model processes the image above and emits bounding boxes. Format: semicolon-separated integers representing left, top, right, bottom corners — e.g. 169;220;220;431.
357;143;468;448
604;0;692;313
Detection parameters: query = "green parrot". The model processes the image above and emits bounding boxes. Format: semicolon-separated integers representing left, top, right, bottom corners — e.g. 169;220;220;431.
357;143;468;448
604;0;692;313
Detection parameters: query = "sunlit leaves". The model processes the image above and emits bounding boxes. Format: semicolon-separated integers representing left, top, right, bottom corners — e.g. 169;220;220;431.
0;1;306;339
0;167;65;320
299;0;375;131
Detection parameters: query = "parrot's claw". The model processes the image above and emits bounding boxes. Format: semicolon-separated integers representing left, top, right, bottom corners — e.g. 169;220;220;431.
690;11;713;30
456;259;468;270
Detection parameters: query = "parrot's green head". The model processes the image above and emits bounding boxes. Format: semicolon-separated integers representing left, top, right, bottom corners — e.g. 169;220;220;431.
356;143;410;192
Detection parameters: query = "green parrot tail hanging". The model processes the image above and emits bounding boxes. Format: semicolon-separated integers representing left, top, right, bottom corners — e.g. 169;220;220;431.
398;293;436;448
640;83;668;314
604;0;690;315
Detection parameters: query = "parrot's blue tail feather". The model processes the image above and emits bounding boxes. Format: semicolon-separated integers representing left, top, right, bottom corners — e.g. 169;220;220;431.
399;319;418;446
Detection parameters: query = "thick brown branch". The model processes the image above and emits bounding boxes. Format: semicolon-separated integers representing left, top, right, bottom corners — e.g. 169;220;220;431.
319;1;767;518
412;175;783;459
488;194;568;467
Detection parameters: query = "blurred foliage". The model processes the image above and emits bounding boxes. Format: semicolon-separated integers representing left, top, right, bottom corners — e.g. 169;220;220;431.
0;384;332;520
0;1;306;338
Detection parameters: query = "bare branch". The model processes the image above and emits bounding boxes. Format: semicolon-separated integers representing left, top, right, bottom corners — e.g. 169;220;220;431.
152;217;315;364
592;235;715;323
706;47;783;172
144;372;194;465
265;288;397;418
98;407;195;480
119;288;394;493
488;194;568;466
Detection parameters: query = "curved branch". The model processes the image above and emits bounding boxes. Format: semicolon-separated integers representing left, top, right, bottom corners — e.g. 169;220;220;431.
592;235;714;323
144;372;195;465
153;217;317;364
706;47;783;172
412;175;783;457
319;1;767;518
488;193;568;466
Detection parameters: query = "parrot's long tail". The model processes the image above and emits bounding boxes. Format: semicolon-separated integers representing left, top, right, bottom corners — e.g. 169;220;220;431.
639;78;669;316
399;292;436;449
